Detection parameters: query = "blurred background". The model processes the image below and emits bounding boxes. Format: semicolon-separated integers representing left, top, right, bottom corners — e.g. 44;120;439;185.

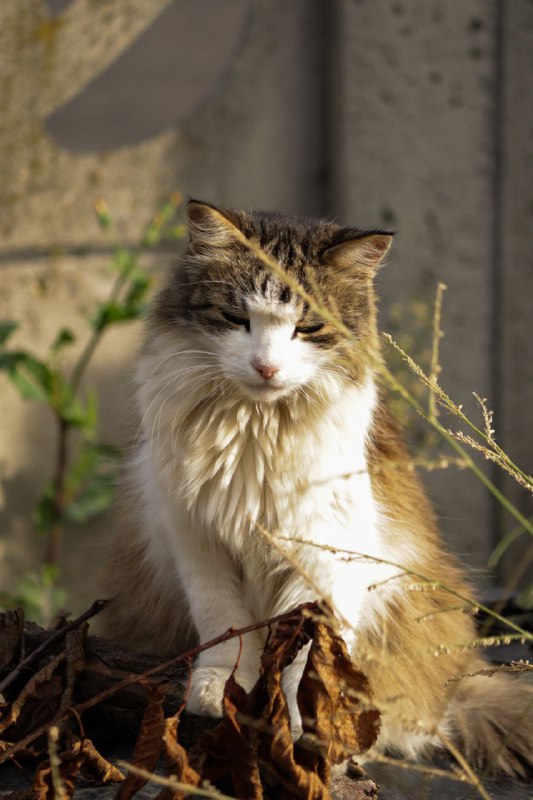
0;0;532;618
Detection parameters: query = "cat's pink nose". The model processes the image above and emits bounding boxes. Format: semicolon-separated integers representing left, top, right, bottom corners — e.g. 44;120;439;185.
252;359;280;380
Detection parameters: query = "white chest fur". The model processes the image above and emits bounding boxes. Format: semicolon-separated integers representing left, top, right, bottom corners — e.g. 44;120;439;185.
136;334;380;557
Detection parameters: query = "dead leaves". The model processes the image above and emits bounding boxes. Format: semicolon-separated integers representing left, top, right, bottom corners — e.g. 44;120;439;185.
200;604;380;800
0;602;380;800
0;607;24;675
155;714;202;800
6;734;124;800
0;604;123;799
117;683;167;800
297;619;380;768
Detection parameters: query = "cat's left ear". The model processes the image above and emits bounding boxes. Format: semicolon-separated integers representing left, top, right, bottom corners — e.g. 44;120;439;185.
186;200;245;250
321;232;394;272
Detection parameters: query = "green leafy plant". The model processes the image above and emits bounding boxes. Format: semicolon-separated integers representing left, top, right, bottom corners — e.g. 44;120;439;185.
0;193;185;616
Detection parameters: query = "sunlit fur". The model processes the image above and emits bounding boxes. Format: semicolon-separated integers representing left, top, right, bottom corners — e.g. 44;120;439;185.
102;202;533;777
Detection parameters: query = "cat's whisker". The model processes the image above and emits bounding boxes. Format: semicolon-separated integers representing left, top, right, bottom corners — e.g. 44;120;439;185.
138;364;219;440
147;350;220;377
170;378;224;461
148;368;223;455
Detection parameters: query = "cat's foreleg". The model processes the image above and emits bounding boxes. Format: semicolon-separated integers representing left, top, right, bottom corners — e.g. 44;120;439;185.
172;533;263;717
272;548;377;736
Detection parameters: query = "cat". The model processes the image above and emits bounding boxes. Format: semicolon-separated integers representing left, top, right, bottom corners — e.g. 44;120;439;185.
102;200;532;777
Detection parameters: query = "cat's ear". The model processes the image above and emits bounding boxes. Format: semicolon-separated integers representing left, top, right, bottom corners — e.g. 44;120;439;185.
186;200;244;249
321;231;394;273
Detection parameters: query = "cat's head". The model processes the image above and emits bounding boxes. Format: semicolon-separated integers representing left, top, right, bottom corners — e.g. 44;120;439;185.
153;200;393;404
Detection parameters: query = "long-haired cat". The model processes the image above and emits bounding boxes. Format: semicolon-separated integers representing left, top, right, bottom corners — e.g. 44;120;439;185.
103;200;532;776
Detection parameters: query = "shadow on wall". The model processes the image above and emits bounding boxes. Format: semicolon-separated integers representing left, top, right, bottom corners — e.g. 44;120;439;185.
46;0;251;151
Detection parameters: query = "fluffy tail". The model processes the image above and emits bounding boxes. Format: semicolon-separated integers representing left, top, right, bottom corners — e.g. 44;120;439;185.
446;668;533;778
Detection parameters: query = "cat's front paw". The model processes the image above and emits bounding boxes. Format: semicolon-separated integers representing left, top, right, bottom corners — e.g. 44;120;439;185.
186;666;229;717
186;665;257;718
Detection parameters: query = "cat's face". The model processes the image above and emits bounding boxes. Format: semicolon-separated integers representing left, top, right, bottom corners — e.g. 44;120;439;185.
154;202;393;403
207;288;332;403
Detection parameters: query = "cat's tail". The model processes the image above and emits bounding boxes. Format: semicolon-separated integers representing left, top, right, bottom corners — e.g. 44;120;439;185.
446;667;533;778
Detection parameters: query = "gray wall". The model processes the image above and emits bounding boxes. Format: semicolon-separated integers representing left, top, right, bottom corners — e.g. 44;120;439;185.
1;0;531;606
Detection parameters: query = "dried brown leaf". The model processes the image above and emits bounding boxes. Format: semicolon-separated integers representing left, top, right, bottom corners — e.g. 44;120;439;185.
0;608;24;674
256;616;329;800
297;621;380;775
117;682;167;800
0;737;35;760
0;625;87;759
24;735;124;799
203;604;331;800
202;674;262;800
56;628;86;719
0;647;66;737
76;738;124;783
30;755;79;800
155;713;202;800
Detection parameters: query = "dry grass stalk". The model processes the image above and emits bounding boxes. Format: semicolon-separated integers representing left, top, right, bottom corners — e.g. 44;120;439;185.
118;762;239;800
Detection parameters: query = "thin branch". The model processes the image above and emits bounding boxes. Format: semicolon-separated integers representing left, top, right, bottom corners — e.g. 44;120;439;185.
0;603;320;765
428;281;446;422
0;598;109;695
446;660;533;685
274;537;532;641
48;726;66;800
438;733;493;800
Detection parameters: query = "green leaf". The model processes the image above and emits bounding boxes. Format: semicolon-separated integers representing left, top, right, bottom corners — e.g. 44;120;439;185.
35;488;59;533
124;272;151;308
64;443;119;523
8;367;49;402
92;301;141;332
51;327;76;353
7;354;54;403
0;321;18;346
487;525;528;568
111;247;136;277
65;475;115;523
165;223;186;240
0;352;19;370
94;198;112;229
83;389;98;439
517;583;533;611
0;567;66;624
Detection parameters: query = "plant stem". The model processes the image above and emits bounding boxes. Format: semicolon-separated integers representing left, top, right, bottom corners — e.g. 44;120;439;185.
70;257;134;393
383;364;533;538
44;415;69;567
44;252;138;568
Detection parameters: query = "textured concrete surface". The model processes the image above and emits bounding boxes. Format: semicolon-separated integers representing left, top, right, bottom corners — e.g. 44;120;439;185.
329;0;498;570
499;0;533;580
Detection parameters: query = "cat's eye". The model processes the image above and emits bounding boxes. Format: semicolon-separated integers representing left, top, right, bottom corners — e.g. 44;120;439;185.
222;310;250;332
294;322;325;335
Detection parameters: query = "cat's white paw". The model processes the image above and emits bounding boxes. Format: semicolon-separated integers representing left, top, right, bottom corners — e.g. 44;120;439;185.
186;666;230;717
186;665;257;717
286;692;303;740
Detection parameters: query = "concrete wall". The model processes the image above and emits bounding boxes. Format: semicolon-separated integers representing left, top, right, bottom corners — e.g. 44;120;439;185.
1;0;531;610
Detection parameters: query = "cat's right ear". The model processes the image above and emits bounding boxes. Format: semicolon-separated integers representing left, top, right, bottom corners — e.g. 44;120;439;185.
187;200;243;250
321;231;394;274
